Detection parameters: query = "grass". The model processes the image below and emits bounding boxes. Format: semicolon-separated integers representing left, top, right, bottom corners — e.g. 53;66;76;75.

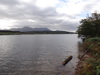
83;37;100;54
76;37;100;75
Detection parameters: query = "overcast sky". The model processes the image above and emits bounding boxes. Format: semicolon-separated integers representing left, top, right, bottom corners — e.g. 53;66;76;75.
0;0;100;31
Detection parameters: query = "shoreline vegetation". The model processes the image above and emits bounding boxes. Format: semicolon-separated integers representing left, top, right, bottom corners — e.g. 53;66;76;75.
0;30;75;35
75;37;100;75
76;12;100;75
0;31;22;35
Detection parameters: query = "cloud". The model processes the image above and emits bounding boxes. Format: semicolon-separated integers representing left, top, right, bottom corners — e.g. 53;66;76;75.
0;0;100;31
36;0;59;9
0;0;19;5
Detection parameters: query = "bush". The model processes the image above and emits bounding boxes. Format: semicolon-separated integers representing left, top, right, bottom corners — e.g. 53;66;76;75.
77;12;100;39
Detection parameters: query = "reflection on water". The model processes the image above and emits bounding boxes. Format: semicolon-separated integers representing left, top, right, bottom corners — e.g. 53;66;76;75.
0;34;81;75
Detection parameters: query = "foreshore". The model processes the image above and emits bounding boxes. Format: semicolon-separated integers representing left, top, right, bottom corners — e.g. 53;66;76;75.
74;37;100;75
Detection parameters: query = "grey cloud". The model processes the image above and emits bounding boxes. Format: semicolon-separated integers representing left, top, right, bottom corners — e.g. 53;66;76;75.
83;0;99;11
59;21;79;31
0;0;78;31
0;0;19;6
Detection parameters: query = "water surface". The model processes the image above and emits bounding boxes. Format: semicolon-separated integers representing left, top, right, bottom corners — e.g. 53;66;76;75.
0;34;80;75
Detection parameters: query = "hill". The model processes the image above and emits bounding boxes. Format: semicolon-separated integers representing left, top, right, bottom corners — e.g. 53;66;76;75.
10;27;51;32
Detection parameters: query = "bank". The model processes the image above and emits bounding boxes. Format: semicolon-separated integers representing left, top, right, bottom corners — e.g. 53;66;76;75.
75;37;100;75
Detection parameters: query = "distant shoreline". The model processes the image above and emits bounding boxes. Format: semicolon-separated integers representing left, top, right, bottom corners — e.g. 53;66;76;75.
0;30;76;35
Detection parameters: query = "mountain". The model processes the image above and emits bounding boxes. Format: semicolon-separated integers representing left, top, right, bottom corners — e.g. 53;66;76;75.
0;27;75;34
10;27;51;32
10;26;75;34
32;28;51;31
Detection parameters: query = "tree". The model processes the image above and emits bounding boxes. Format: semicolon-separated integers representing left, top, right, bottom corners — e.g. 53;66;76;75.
77;12;100;39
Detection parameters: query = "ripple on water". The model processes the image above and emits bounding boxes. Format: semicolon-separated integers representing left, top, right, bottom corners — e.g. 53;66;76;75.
0;34;80;75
